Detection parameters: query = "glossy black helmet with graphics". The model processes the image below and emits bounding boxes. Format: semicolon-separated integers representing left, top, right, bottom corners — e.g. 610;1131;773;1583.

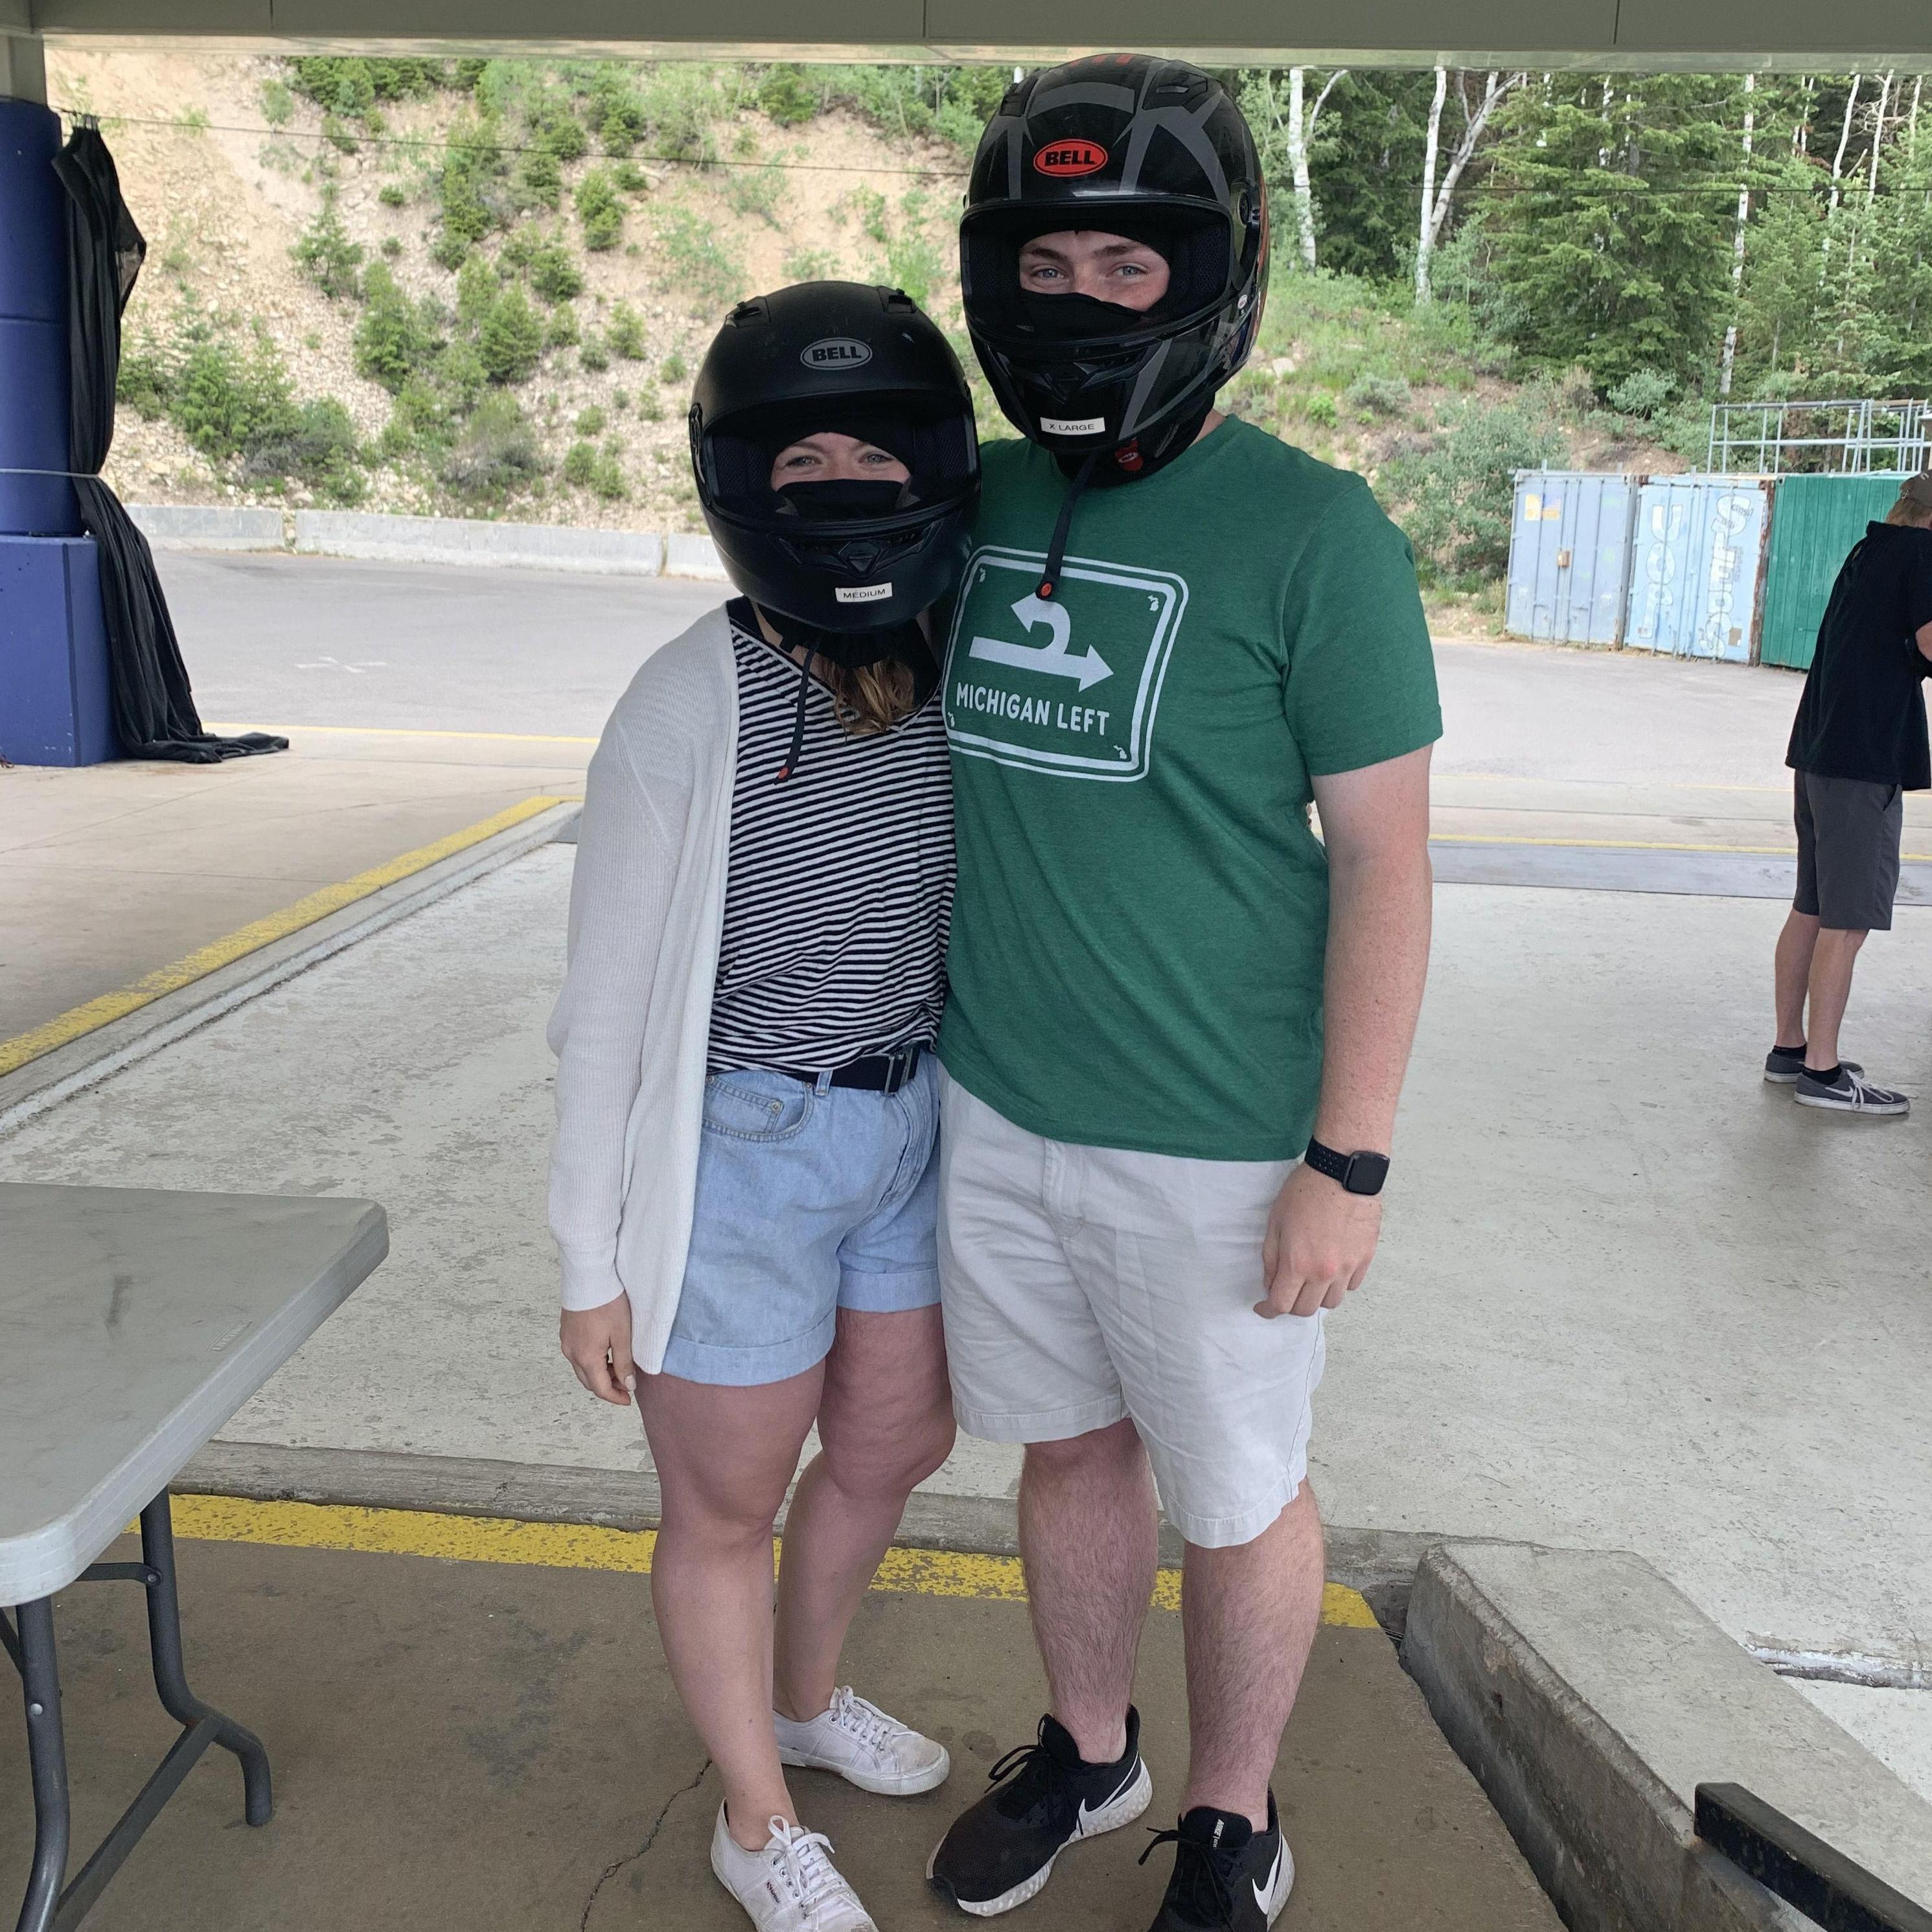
960;54;1269;468
689;280;979;659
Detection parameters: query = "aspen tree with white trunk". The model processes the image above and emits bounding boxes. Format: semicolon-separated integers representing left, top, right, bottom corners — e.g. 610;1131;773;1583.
1414;69;1519;303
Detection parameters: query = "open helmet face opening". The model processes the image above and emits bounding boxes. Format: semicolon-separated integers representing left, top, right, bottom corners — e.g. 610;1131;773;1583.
960;56;1268;454
690;282;980;634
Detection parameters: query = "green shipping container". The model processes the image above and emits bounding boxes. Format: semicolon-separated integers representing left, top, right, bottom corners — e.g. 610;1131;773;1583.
1758;474;1905;671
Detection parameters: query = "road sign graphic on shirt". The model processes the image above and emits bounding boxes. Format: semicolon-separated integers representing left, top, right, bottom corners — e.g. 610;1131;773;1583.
943;547;1187;781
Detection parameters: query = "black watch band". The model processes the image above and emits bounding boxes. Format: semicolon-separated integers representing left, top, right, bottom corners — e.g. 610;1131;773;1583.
1303;1137;1391;1197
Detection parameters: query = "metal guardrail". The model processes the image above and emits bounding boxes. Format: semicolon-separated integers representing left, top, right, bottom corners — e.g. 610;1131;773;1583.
1707;400;1932;477
1696;1783;1932;1932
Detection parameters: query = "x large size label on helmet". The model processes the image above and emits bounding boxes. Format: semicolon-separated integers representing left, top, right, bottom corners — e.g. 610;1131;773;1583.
943;547;1186;782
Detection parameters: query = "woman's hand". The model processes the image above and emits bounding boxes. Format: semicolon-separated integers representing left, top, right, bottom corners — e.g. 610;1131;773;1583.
561;1293;638;1405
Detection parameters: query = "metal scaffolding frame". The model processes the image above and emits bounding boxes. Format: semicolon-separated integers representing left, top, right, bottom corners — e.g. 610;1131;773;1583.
1707;398;1932;477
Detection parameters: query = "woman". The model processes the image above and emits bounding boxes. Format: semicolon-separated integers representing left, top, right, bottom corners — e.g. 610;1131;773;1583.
547;282;979;1932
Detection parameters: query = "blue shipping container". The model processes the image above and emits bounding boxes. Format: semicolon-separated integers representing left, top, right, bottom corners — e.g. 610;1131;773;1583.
1504;471;1638;645
1624;475;1772;662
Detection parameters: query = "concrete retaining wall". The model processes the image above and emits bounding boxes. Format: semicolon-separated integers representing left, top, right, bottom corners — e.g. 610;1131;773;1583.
128;505;724;579
1402;1543;1932;1932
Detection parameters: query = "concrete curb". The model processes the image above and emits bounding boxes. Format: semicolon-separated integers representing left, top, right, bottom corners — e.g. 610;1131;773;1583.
128;504;724;579
173;1440;1447;1591
129;503;288;551
1401;1542;1932;1932
0;799;580;1138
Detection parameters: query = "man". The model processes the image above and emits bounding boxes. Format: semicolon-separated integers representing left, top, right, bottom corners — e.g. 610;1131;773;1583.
926;56;1440;1931
1767;472;1932;1116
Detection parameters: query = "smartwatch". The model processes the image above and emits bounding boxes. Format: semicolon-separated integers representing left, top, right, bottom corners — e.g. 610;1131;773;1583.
1303;1137;1390;1197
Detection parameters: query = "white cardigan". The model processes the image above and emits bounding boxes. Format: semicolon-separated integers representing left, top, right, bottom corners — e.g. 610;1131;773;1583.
546;604;739;1374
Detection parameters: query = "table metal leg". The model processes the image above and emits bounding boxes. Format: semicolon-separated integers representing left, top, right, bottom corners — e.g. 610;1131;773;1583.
6;1495;274;1932
137;1498;271;1826
8;1598;71;1932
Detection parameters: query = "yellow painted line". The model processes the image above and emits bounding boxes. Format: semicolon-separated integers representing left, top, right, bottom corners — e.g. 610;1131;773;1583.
0;795;575;1078
168;1495;1379;1627
205;722;599;747
1433;832;1932;862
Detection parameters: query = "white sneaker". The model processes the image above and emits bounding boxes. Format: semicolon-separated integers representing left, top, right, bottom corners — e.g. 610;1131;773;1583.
710;1806;877;1932
774;1686;952;1796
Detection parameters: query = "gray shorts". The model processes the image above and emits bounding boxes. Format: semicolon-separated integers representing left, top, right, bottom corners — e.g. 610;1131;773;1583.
935;1069;1324;1550
1793;772;1902;932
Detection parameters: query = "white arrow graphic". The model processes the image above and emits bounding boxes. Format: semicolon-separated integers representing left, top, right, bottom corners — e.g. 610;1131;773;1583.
969;593;1112;690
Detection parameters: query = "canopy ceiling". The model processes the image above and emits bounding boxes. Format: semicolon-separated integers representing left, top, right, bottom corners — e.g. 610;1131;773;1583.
5;0;1931;72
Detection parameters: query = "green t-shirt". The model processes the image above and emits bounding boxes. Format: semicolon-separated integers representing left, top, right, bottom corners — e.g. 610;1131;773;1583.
937;417;1442;1161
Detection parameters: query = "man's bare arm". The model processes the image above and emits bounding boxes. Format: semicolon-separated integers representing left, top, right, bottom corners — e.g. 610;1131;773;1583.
1258;744;1434;1319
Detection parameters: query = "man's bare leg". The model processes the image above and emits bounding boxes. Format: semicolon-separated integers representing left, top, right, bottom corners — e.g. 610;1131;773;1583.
1179;1484;1326;1830
1773;908;1819;1050
1804;926;1868;1070
1017;1418;1159;1764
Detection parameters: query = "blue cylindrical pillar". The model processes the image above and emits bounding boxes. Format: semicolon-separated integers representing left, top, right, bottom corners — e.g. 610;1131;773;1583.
0;97;78;536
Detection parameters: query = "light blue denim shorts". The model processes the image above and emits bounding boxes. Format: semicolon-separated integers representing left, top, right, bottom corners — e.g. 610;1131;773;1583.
662;1055;941;1386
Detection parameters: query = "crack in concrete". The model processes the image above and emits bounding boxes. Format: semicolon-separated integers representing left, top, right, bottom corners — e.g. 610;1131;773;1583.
580;1753;711;1931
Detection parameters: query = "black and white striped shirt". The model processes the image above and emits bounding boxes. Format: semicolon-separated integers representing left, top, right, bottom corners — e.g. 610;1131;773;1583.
707;612;954;1075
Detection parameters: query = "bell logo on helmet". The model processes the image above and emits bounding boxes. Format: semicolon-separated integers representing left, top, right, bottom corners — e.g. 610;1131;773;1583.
834;582;893;603
1041;414;1107;435
1033;141;1108;177
799;337;873;371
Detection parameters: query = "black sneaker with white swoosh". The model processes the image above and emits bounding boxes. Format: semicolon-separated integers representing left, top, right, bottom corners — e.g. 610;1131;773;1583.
1140;1793;1294;1930
927;1708;1153;1916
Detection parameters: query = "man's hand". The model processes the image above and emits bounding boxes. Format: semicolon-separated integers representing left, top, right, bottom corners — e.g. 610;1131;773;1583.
561;1293;638;1405
1256;1163;1383;1318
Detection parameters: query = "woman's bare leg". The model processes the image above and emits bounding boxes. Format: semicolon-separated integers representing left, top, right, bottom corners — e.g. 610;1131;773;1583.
639;1366;823;1849
772;1305;955;1721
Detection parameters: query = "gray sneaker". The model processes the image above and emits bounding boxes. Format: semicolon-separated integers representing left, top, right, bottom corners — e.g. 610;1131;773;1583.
1793;1066;1909;1115
1765;1046;1864;1085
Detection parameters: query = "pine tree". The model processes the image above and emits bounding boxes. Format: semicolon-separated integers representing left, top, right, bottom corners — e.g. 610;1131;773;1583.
1483;74;1745;389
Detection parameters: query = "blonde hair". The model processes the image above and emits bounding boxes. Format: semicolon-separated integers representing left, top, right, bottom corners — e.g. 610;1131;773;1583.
1885;496;1932;529
823;655;919;735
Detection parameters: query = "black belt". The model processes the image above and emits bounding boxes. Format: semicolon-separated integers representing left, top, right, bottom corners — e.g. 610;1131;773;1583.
768;1044;925;1095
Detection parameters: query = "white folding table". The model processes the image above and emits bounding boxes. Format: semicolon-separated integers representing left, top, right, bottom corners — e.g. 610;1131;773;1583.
1;1182;388;1932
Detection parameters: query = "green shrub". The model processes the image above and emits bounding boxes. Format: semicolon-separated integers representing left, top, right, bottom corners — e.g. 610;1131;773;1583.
354;262;443;391
1605;367;1675;418
1302;390;1339;428
172;323;299;461
590;448;627;499
260;79;293;128
323;115;358;155
574;404;608;436
385;374;451;453
455;253;498;328
380;235;403;259
117;336;173;417
545;303;581;349
579;332;610;372
613;160;649;194
292;193;363;299
1344;373;1412;418
562;439;597;485
783;247;838;282
529;243;584;303
726;162;785;227
661;348;687;383
634;384;663;421
436;338;487;409
437;117;503;255
479;286;544;384
441;390;544;499
657;205;742;305
607;301;646;359
516;146;562;211
1384;399;1569;585
378;181;407;208
242;395;365;502
576;167;623;251
501;224;542;270
288;56;442;117
757;65;818;126
538;112;588;163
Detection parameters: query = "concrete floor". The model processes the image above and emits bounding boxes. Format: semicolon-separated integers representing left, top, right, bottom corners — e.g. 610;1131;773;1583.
0;1535;1558;1932
2;845;1929;1793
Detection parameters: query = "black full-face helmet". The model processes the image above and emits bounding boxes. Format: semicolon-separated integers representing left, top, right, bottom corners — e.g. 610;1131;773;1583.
961;54;1269;460
689;282;978;656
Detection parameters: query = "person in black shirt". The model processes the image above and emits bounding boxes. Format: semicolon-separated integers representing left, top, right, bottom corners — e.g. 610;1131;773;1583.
1768;472;1932;1114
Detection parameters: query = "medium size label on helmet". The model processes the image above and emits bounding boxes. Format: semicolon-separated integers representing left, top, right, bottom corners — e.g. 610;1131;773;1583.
1041;414;1107;435
800;336;873;371
1034;140;1109;177
834;582;893;603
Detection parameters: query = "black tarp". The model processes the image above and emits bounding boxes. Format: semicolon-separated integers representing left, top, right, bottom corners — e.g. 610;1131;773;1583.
51;124;286;763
